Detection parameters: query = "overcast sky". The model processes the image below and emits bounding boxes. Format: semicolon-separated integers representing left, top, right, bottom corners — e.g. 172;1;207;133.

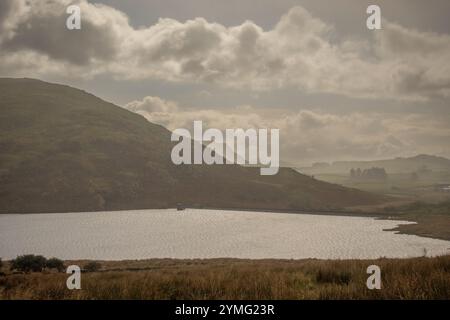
1;0;449;165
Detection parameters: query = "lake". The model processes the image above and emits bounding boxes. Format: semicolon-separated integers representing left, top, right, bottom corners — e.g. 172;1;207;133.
0;209;449;260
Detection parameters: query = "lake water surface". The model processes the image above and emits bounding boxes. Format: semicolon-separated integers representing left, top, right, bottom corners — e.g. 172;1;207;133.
1;209;449;260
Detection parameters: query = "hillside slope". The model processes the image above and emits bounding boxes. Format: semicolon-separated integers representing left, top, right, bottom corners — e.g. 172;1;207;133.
0;78;385;213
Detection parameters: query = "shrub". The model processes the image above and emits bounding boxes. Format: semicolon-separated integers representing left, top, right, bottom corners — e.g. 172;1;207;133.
10;255;47;273
84;261;101;272
316;269;351;285
0;258;2;270
46;258;65;272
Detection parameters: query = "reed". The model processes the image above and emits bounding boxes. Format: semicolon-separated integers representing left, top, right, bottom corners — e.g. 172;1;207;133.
0;256;449;299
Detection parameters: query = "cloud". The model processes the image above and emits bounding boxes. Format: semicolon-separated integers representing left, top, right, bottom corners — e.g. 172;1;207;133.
125;96;266;130
375;22;450;99
1;1;450;100
0;0;131;78
124;96;450;164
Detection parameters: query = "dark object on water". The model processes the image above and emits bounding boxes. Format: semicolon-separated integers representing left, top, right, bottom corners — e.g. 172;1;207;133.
177;203;185;211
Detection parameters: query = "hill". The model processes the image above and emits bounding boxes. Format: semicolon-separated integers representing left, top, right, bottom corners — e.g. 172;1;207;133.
0;78;385;213
299;154;450;175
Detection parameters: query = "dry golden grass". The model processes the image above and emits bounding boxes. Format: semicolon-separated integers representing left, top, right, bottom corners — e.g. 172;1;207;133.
1;256;449;300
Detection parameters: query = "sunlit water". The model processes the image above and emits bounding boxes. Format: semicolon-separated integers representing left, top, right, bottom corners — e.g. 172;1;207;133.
0;209;449;260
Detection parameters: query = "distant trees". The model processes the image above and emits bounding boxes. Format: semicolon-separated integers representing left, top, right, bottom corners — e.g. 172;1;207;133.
46;258;65;272
9;255;65;273
10;255;47;272
7;255;102;273
350;167;387;180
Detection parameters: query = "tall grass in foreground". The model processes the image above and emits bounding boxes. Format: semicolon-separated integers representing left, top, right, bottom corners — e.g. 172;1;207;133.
0;256;449;299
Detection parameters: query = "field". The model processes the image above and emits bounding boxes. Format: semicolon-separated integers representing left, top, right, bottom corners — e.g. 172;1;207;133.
1;256;449;299
378;201;450;241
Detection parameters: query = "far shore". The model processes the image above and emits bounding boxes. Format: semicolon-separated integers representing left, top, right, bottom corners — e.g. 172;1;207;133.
0;203;410;218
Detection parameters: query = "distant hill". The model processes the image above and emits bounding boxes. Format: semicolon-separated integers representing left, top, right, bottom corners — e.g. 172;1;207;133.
0;78;385;213
299;155;450;175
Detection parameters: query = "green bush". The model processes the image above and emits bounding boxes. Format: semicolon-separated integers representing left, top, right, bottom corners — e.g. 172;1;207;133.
46;258;65;272
10;255;47;272
84;261;101;272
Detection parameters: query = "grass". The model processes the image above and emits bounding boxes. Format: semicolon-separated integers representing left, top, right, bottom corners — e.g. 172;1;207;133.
0;256;449;299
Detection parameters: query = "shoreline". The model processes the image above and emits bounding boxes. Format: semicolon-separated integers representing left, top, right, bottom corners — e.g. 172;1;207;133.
0;205;386;218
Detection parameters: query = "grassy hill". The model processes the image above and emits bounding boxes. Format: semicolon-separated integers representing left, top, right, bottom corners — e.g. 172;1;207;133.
0;78;385;213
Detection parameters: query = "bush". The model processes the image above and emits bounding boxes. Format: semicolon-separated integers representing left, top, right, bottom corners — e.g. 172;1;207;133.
46;258;65;272
316;269;351;285
84;261;101;272
10;255;47;273
0;258;2;270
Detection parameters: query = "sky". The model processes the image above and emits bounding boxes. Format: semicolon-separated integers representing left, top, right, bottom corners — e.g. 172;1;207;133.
0;0;449;166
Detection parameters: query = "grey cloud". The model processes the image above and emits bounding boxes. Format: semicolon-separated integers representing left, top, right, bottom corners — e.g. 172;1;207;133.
0;0;27;41
4;15;117;65
138;18;222;63
376;22;450;57
0;0;14;30
1;0;125;65
375;22;450;99
1;1;450;101
123;96;450;165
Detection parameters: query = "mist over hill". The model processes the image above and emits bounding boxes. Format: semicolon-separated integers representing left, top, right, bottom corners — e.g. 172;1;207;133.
0;78;385;213
299;155;450;176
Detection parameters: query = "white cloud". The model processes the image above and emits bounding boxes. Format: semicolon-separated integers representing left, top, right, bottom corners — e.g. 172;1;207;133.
2;1;450;101
124;96;450;164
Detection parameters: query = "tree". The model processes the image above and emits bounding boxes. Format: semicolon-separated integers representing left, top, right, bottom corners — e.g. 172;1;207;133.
84;261;101;272
359;167;387;180
46;257;65;272
10;255;47;272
